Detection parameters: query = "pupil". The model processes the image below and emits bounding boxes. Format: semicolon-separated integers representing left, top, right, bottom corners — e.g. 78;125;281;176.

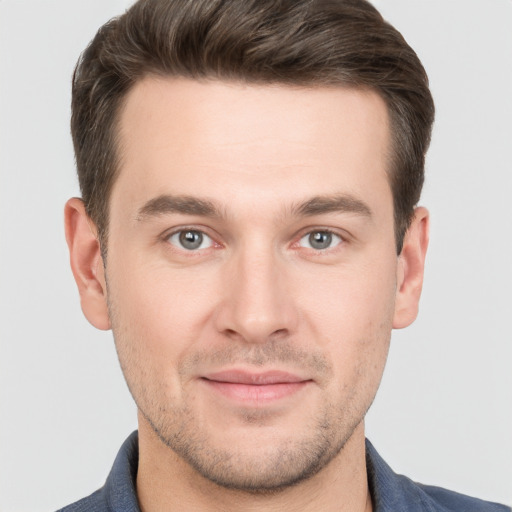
179;230;202;249
309;231;331;249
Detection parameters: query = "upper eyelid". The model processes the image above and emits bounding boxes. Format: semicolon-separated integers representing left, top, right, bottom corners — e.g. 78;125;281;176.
294;226;349;242
297;229;343;246
300;229;343;239
162;226;219;250
169;229;213;248
162;225;217;240
291;227;351;256
159;225;350;246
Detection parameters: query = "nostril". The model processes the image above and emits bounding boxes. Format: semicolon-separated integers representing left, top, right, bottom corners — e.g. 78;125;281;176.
223;328;244;341
270;328;288;339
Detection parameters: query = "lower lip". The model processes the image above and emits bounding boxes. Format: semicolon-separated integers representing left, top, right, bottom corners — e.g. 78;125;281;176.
202;379;310;403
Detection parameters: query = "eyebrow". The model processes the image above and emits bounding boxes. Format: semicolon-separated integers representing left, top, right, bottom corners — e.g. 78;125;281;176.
136;193;372;222
292;194;373;219
136;195;222;220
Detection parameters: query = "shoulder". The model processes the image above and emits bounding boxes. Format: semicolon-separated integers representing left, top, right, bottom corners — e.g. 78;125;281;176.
55;431;140;512
365;439;511;512
55;488;107;512
415;482;511;512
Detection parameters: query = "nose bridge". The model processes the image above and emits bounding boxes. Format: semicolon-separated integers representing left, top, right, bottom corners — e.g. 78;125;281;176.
216;238;297;342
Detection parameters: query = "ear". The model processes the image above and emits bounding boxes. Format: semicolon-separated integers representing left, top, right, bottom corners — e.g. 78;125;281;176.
64;198;110;330
393;207;429;329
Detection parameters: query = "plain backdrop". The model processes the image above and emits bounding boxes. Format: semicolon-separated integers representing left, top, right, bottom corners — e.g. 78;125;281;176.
0;1;511;510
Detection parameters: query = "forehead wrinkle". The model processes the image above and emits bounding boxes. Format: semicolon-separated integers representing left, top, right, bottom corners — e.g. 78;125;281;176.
136;194;227;221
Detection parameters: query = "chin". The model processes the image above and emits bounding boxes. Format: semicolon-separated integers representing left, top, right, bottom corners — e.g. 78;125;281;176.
146;402;362;493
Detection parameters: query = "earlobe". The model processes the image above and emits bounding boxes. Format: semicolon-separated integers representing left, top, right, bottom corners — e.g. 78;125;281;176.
64;198;111;330
393;207;429;329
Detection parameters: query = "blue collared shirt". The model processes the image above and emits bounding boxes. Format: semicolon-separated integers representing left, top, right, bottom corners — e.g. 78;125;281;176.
57;431;511;512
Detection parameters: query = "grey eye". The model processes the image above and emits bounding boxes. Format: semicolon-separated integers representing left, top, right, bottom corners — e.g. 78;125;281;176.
299;231;342;250
168;230;213;250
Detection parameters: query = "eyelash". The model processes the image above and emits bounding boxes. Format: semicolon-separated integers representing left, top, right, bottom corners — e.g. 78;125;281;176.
162;226;347;255
295;228;345;253
163;226;220;253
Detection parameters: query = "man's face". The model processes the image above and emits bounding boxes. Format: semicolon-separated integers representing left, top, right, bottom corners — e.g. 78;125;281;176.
99;78;408;489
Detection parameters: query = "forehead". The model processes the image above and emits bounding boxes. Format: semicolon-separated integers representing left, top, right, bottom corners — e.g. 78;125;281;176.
113;77;392;217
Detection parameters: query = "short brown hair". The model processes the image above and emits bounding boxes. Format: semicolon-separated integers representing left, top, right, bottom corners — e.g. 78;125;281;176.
71;0;434;253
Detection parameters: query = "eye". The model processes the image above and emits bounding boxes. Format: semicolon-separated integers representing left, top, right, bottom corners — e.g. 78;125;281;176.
167;229;214;251
298;230;343;250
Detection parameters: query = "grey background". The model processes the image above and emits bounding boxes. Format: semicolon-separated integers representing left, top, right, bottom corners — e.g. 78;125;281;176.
0;0;511;510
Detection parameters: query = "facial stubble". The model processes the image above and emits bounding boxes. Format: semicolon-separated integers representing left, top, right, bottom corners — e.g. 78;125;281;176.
109;300;387;494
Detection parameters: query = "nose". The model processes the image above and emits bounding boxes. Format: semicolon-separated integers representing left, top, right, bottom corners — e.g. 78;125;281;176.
214;245;299;344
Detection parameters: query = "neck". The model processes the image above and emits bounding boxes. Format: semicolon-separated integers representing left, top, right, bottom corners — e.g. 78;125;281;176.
136;414;372;512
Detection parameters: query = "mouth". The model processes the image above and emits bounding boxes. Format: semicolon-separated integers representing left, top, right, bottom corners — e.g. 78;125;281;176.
200;370;312;403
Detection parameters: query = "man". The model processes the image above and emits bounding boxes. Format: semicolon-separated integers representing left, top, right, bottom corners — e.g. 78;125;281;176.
60;0;510;511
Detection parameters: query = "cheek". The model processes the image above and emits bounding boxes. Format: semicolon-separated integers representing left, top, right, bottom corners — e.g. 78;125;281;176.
297;258;397;340
106;256;223;383
295;259;396;392
106;265;214;413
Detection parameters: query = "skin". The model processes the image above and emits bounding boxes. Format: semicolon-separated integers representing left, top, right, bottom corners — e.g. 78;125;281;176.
65;77;429;512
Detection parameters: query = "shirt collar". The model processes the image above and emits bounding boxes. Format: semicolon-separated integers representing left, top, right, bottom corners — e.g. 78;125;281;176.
104;431;431;512
365;438;436;512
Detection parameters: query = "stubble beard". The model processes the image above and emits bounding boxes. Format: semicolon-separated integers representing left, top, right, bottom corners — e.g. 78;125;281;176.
138;389;365;494
117;340;375;494
107;287;386;494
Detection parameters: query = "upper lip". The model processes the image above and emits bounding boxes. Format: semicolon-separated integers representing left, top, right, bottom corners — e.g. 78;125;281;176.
202;370;309;385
